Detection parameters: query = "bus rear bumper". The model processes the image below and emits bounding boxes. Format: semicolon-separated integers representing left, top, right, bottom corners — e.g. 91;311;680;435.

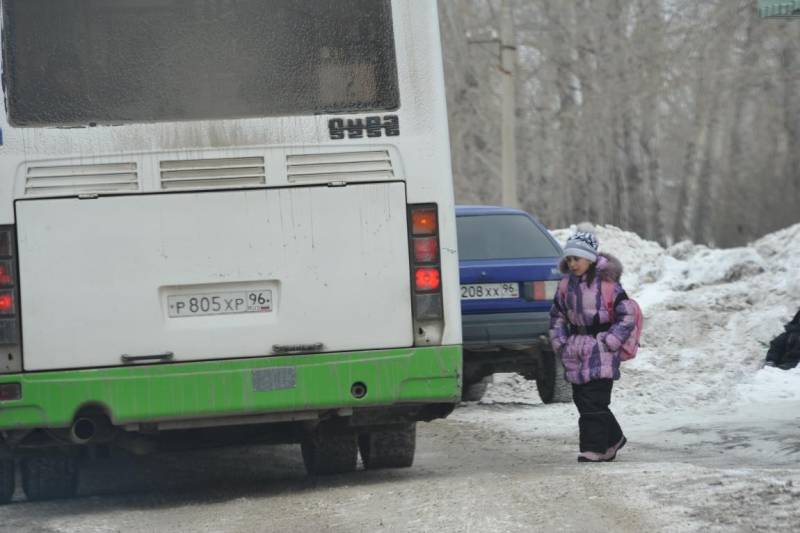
0;345;462;432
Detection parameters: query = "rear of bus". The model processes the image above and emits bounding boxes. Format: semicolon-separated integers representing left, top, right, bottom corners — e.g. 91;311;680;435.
0;0;461;501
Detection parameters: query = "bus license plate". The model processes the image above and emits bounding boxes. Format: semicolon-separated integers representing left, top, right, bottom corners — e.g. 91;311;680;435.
460;283;519;300
167;290;273;317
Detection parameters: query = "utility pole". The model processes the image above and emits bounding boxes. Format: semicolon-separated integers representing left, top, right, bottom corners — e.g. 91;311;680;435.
499;0;518;208
466;1;518;208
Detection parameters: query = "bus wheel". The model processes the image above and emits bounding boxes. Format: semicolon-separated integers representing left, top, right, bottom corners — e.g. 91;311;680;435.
358;423;416;469
301;430;358;476
462;376;492;402
0;459;15;504
20;455;78;501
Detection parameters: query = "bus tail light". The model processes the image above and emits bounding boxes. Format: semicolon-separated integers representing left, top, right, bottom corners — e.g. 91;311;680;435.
0;261;12;286
412;237;438;263
411;208;437;236
408;205;444;338
0;226;21;373
0;292;14;315
415;268;441;292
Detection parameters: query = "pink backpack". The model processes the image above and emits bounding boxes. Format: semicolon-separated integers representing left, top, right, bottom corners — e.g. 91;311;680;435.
556;277;642;361
600;280;643;361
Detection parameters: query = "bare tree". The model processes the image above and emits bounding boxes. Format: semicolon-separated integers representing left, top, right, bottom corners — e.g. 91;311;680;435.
440;0;800;246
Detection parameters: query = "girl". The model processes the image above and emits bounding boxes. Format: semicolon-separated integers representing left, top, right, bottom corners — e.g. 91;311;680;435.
549;231;636;462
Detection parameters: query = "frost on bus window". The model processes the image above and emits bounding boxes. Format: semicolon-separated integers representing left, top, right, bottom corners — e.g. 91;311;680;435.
1;0;399;126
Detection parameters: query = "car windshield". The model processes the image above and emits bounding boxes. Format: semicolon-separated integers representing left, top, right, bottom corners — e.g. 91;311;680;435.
457;214;560;260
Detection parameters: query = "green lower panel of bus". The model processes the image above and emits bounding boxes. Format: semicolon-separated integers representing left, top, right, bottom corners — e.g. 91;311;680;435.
0;346;462;430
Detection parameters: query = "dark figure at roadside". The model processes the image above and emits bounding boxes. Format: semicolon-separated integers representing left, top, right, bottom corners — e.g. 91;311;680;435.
764;309;800;370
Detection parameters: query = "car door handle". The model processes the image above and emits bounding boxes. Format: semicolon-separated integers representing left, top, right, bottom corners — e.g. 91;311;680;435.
121;351;174;364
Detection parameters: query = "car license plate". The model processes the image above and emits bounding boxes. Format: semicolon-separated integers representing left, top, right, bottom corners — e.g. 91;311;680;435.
167;290;272;317
460;283;519;300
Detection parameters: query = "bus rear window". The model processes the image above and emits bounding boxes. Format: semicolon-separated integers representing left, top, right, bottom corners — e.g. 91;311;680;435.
2;0;399;126
456;214;561;261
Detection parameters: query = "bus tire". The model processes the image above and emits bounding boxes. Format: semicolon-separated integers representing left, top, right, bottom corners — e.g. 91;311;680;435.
358;423;416;469
301;430;358;476
0;459;15;504
20;455;78;502
537;351;572;404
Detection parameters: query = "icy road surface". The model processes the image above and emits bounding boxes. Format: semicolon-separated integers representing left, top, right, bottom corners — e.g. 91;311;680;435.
0;398;798;533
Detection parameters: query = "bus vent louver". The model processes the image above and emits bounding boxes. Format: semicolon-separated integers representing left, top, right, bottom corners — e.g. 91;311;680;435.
160;157;266;190
286;150;394;182
25;163;139;195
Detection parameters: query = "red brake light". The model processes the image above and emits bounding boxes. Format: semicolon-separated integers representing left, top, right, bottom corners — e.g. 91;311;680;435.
0;262;12;286
0;292;13;315
411;209;437;235
533;281;546;301
415;268;441;292
413;237;438;263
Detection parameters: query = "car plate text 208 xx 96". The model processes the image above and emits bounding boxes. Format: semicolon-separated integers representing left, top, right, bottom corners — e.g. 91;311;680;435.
460;283;519;300
167;290;272;318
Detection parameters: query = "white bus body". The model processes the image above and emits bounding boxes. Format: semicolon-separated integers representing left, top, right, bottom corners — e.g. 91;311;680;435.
0;0;460;371
0;0;462;500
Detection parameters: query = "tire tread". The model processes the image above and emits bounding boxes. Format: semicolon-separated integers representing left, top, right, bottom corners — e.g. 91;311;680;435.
21;456;78;501
359;423;416;469
0;459;15;504
301;431;358;476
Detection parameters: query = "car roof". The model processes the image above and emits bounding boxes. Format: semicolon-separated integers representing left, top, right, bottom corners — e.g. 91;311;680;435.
456;205;536;218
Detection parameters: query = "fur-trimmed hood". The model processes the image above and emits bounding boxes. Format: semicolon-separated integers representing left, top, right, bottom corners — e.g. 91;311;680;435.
559;252;624;282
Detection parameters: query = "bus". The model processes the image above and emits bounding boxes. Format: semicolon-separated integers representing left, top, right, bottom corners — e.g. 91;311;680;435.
0;0;461;502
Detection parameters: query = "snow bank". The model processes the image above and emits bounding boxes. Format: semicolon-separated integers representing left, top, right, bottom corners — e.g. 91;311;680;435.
485;222;800;415
736;365;800;404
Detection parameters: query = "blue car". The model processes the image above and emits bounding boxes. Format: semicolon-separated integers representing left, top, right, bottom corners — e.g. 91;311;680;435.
456;206;571;403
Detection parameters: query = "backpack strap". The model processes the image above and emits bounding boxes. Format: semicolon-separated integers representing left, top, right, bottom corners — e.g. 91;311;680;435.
600;281;629;323
600;280;616;320
555;277;570;316
558;276;569;298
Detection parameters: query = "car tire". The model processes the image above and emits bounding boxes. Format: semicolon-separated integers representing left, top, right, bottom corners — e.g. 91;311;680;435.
462;375;492;402
301;429;358;476
358;423;416;469
20;455;78;502
537;350;572;404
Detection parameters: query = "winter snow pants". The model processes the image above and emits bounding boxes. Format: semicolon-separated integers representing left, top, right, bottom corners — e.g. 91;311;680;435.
572;379;624;454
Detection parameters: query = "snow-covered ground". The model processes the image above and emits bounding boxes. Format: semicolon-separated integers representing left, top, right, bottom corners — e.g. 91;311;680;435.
453;222;800;531
484;221;800;413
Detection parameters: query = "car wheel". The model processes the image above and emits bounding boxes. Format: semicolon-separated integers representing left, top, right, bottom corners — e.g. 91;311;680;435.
537;350;572;404
359;423;416;469
462;375;492;402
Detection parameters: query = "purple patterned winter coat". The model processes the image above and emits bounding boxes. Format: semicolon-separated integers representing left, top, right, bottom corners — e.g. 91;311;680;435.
549;253;637;385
